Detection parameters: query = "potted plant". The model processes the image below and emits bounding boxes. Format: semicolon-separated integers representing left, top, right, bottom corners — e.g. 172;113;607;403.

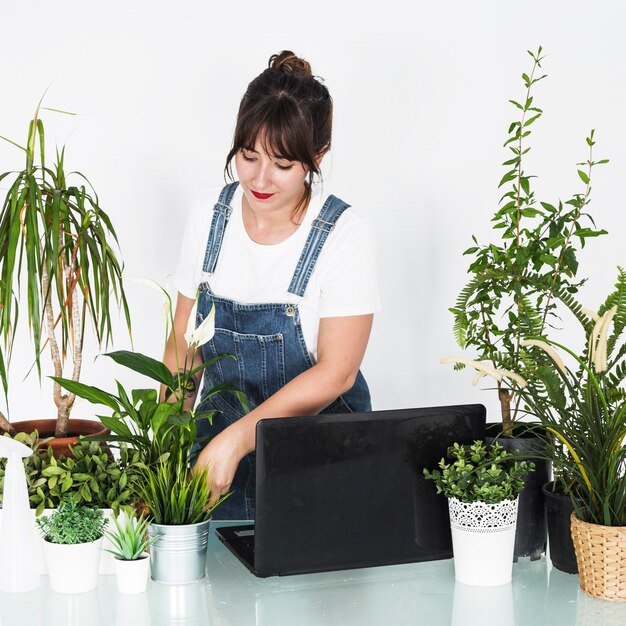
424;441;532;586
508;268;626;600
0;101;131;453
441;47;608;558
139;453;225;584
50;281;246;583
36;498;108;593
105;511;156;594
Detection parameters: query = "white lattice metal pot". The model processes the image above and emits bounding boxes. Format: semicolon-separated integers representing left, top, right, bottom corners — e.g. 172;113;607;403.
448;496;519;586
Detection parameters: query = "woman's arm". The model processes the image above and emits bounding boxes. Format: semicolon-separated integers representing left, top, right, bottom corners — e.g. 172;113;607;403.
162;292;204;407
195;313;374;505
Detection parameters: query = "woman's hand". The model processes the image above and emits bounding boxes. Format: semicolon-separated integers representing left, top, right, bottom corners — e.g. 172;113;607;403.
194;424;248;508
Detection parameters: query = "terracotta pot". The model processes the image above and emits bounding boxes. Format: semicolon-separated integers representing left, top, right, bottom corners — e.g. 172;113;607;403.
10;418;110;458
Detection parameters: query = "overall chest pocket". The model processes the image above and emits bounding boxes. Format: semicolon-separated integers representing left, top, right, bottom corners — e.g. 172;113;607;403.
203;328;287;410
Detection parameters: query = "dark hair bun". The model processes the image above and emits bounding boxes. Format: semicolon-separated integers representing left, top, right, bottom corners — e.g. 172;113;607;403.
268;51;312;78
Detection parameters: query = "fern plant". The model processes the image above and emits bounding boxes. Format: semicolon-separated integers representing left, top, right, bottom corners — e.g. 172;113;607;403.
444;48;608;436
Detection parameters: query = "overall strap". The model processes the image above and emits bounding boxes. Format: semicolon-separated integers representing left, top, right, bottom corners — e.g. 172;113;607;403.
202;182;239;274
288;194;350;297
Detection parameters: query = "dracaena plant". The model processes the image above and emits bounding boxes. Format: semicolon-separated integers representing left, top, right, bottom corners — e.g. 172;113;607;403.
443;47;608;436
51;280;248;467
504;268;626;526
0;100;131;436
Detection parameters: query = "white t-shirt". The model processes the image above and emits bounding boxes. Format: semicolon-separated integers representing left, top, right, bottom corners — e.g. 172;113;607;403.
175;183;380;361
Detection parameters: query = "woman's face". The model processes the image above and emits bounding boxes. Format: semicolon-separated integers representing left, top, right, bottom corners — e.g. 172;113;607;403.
235;137;308;219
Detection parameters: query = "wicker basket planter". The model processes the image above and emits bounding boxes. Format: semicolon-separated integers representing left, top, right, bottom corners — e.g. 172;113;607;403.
570;512;626;601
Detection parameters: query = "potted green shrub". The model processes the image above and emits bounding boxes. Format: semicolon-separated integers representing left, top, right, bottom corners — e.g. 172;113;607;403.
507;269;626;600
424;441;532;586
36;498;108;593
105;511;156;594
441;47;608;559
0;101;131;453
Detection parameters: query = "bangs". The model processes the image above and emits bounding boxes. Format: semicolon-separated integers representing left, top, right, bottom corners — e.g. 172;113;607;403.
234;96;315;166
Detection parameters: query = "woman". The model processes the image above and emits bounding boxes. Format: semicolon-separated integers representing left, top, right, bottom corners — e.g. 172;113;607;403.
167;50;380;520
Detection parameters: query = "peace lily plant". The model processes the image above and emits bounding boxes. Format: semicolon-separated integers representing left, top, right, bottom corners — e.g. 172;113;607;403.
52;280;246;467
444;48;609;436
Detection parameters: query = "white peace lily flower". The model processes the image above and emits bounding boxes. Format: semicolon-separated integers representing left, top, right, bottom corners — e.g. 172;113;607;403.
441;357;527;388
521;339;568;376
185;303;215;347
594;305;617;373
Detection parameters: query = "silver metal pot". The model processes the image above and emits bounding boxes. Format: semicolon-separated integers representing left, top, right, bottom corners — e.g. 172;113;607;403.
147;519;211;584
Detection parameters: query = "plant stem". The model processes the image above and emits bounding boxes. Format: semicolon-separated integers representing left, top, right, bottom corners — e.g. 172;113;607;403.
499;388;513;437
0;410;13;432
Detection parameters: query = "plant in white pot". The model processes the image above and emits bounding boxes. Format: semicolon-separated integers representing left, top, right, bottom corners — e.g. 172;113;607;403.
424;441;532;586
36;498;108;593
105;511;156;594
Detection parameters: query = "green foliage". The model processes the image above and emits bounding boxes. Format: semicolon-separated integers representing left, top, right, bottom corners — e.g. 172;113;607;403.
448;48;608;433
51;283;248;469
0;103;131;431
135;453;226;525
423;441;533;504
513;271;626;526
104;513;157;561
0;430;141;516
36;498;108;545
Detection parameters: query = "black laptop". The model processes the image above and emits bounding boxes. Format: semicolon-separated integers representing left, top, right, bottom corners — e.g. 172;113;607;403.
215;404;486;577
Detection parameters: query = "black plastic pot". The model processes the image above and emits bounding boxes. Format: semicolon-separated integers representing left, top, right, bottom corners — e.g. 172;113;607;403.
485;423;549;560
542;481;578;574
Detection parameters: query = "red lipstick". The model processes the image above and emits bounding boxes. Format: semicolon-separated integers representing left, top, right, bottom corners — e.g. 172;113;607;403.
251;190;274;200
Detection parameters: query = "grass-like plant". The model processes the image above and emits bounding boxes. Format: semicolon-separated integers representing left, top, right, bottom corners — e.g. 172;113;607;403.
37;498;108;544
424;441;533;504
509;271;626;526
135;453;226;525
104;512;156;560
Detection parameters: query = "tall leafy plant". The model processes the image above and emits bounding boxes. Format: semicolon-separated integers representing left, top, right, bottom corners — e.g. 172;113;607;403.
0;100;131;436
444;48;608;435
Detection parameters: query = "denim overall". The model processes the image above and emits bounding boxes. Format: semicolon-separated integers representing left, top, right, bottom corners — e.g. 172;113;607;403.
195;182;371;520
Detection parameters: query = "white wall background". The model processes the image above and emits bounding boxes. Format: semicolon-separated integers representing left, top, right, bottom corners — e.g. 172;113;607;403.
0;0;624;425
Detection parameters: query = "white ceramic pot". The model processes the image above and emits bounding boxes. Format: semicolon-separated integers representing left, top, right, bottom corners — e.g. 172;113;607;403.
32;508;55;575
43;537;103;593
115;554;150;594
448;496;519;586
33;508;115;575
